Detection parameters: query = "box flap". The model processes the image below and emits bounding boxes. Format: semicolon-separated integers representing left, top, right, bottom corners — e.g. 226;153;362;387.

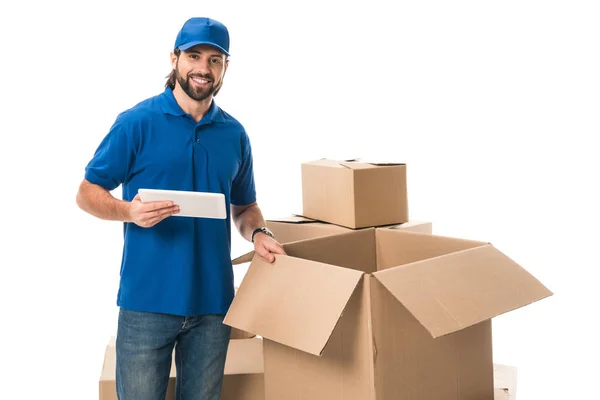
338;161;377;169
372;245;553;338
351;158;406;166
267;215;317;224
304;158;348;168
224;254;364;356
361;161;405;166
282;228;377;272
304;158;405;170
232;251;254;265
304;158;376;170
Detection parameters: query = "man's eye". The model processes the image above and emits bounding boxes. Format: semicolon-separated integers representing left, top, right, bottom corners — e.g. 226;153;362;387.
210;58;222;65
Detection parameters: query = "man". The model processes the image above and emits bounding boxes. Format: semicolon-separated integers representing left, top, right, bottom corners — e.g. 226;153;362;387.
76;17;285;400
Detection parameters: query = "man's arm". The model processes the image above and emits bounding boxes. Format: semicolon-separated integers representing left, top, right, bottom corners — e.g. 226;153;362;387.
231;202;267;242
231;202;285;262
76;179;133;221
76;179;179;227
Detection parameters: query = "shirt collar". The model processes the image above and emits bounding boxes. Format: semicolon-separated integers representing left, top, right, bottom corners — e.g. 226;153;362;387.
160;87;186;117
204;97;225;124
160;87;225;124
161;87;225;124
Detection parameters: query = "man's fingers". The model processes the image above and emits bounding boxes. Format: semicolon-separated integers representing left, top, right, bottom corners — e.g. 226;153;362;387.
274;243;286;255
146;204;179;217
137;206;179;227
253;238;286;263
266;241;286;255
257;246;276;263
145;209;176;227
141;200;176;212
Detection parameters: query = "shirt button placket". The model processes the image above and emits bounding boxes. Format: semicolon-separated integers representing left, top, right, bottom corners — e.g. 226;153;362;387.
195;125;202;144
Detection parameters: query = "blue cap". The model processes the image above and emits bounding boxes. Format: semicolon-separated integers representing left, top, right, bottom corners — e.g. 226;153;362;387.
174;17;230;56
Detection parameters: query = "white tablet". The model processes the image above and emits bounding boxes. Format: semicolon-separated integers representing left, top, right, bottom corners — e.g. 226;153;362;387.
138;189;227;219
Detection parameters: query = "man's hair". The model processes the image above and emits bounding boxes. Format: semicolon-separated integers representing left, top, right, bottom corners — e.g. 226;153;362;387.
164;48;182;90
164;48;228;97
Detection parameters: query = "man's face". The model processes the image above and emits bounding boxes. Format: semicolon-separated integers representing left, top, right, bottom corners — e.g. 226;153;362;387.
171;44;228;101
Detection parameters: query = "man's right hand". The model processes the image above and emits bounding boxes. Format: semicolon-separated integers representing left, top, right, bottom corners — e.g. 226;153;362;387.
129;194;180;227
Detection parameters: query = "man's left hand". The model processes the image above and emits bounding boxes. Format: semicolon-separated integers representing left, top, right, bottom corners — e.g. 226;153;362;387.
253;234;286;263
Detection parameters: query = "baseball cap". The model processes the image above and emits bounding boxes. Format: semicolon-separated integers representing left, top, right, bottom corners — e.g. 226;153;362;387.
174;17;230;56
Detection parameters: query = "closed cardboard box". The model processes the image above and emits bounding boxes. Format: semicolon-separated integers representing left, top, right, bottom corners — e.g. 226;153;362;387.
226;229;551;399
301;159;408;229
494;363;518;399
266;215;432;244
99;337;264;400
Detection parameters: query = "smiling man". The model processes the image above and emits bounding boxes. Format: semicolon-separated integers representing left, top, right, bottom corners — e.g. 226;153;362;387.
76;17;285;400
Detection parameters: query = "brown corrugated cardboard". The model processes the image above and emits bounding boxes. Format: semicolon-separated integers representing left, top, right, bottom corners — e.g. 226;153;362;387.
231;286;257;339
301;159;408;228
99;337;264;400
225;229;552;400
266;215;432;244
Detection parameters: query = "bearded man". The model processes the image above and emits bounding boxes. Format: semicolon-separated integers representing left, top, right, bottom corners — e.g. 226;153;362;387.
76;17;284;400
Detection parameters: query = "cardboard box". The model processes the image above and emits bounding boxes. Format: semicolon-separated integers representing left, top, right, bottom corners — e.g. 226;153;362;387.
230;324;256;339
231;286;257;339
225;229;552;400
494;389;510;400
267;215;432;244
99;337;264;400
301;159;408;229
493;363;518;399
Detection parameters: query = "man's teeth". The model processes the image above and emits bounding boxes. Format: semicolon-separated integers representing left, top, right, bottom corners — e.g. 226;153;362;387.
192;77;209;84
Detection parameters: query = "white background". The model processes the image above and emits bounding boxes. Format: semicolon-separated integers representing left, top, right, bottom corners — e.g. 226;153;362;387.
0;0;598;399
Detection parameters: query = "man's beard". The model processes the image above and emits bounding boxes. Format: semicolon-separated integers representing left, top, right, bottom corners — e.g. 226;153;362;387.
176;68;221;102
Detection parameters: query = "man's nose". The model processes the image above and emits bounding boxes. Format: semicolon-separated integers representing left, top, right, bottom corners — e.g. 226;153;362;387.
196;58;211;74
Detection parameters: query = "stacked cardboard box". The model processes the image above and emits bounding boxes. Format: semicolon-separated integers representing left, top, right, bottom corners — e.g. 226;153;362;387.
98;288;258;399
300;159;409;229
224;158;551;399
99;336;264;400
266;215;433;243
264;159;430;244
97;336;515;400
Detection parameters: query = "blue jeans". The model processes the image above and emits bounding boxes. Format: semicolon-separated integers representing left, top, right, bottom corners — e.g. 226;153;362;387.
115;308;232;400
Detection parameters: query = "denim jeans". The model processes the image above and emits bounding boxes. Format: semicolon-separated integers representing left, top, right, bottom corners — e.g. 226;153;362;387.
115;308;232;400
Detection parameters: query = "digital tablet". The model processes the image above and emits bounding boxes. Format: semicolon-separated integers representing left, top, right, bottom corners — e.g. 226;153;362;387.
138;189;227;219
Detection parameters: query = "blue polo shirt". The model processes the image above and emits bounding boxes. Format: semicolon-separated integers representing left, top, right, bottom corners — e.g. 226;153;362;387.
84;87;256;316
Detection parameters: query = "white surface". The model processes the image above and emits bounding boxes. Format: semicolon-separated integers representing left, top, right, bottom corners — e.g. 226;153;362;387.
1;1;598;400
138;189;226;219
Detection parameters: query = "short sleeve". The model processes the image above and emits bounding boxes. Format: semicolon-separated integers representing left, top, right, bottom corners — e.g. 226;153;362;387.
230;131;257;206
84;118;135;191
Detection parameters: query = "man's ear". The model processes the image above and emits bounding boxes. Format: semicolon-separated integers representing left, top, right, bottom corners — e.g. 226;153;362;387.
170;51;178;69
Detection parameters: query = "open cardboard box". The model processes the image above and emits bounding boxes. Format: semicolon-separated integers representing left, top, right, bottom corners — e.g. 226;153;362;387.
301;159;408;229
231;286;257;339
225;228;551;399
267;215;432;244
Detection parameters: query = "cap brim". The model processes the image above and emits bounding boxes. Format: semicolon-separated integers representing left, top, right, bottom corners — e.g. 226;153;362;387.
177;41;230;56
